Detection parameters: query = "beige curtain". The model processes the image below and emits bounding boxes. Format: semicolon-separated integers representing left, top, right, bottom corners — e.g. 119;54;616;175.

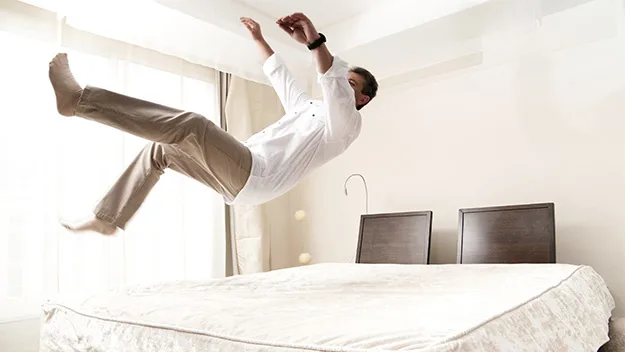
220;74;286;275
217;71;236;276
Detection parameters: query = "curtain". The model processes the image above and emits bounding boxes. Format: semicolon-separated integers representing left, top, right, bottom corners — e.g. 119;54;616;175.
223;75;286;274
217;71;238;276
0;0;225;311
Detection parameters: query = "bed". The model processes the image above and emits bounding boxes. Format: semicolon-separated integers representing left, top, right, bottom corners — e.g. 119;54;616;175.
40;262;614;352
40;204;615;351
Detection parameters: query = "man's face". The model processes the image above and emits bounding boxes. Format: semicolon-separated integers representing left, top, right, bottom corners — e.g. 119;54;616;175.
347;72;370;108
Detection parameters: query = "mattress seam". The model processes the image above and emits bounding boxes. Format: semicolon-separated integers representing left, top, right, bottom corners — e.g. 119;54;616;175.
42;302;375;352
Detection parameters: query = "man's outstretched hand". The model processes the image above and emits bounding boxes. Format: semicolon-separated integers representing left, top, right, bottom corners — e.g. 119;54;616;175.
241;17;274;60
240;17;264;41
276;13;320;45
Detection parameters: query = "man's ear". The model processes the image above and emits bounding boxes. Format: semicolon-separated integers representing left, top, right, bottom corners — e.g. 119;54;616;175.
358;95;371;106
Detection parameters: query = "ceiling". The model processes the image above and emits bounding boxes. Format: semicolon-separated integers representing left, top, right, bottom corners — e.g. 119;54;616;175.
38;0;601;86
14;0;603;88
233;0;384;28
151;0;496;83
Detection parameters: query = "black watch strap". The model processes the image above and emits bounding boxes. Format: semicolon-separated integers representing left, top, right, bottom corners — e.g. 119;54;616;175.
307;33;326;50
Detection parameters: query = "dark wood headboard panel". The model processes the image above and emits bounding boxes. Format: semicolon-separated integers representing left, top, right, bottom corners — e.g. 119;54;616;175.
457;203;555;264
356;211;433;265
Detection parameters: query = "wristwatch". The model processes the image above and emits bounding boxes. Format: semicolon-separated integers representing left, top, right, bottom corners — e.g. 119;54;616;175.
307;33;326;50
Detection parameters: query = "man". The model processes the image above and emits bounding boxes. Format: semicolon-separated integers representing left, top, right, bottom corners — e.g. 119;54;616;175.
49;13;378;235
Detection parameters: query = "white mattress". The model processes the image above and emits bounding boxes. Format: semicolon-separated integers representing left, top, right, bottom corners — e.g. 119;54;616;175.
40;263;614;352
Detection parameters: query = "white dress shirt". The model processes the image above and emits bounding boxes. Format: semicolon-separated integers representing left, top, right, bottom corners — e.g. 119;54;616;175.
225;53;362;205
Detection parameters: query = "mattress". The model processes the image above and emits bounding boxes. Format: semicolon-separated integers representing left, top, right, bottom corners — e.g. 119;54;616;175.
40;263;614;352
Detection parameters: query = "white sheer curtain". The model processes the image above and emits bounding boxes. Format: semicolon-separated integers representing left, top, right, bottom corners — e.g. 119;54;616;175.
0;0;225;311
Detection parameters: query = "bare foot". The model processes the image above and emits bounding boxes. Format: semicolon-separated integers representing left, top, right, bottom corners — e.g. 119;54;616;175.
48;53;82;116
61;216;118;236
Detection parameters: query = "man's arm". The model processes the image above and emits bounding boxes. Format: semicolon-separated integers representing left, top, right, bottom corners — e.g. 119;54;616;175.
304;35;333;75
277;13;333;74
241;17;310;113
254;37;275;61
279;13;361;141
316;57;362;141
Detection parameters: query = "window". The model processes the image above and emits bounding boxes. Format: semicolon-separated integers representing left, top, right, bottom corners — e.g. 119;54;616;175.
0;7;225;308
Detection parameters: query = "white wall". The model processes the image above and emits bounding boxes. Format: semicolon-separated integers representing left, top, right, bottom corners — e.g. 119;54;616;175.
286;0;625;316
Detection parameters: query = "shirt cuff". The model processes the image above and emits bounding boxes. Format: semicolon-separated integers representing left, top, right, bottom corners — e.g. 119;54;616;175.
263;53;284;76
317;56;349;82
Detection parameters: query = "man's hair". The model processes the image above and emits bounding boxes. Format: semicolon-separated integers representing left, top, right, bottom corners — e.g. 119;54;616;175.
349;66;378;110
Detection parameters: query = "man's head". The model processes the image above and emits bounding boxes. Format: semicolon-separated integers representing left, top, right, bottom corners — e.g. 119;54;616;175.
347;67;378;110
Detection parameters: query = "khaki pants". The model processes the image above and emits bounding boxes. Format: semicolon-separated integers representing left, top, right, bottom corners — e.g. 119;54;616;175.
75;85;252;230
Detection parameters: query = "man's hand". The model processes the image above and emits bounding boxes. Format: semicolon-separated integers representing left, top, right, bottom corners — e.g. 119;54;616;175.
240;17;264;42
241;17;274;60
277;12;332;74
276;13;320;45
276;15;307;44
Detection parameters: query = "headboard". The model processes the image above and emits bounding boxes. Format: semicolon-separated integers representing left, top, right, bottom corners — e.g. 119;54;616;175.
356;211;433;264
457;203;555;264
